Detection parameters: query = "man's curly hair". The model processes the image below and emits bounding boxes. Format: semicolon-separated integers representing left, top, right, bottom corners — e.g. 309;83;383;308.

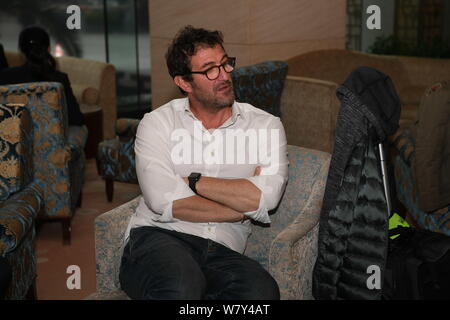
166;25;225;93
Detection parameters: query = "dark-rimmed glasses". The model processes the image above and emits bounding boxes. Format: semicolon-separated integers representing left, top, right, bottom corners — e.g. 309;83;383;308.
188;57;236;80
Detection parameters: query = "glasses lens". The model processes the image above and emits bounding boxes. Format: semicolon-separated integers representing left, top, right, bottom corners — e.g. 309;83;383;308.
206;66;220;80
224;58;235;72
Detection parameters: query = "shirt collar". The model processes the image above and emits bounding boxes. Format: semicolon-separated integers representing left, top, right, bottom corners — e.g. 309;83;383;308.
183;100;243;127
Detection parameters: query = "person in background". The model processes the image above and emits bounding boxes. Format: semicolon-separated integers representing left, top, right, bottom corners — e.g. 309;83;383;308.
0;26;84;126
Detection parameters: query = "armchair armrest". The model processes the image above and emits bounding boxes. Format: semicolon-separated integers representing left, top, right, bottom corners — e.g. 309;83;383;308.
67;125;89;152
268;148;331;300
280;76;340;153
0;183;42;256
94;196;140;293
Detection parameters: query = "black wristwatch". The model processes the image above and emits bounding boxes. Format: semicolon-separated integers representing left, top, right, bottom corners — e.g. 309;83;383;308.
188;172;202;195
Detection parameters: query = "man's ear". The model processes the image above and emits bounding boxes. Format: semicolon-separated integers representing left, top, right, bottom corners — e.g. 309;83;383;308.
174;75;192;94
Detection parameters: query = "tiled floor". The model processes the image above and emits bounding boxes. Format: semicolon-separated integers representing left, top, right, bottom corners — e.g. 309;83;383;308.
34;158;140;300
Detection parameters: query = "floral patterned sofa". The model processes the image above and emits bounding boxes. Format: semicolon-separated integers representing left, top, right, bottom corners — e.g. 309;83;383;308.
86;144;331;300
0;82;88;244
0;104;43;299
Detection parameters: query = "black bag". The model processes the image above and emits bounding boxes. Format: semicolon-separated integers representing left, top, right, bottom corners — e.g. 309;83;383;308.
382;226;450;300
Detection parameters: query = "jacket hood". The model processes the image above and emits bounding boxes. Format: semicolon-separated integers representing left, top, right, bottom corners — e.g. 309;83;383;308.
336;66;401;140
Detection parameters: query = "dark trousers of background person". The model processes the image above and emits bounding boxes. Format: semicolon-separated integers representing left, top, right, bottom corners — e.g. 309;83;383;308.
0;256;12;300
119;226;280;300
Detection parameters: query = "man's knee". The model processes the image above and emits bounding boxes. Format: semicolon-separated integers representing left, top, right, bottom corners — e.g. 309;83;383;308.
120;259;206;300
219;264;280;300
149;263;206;299
242;270;280;300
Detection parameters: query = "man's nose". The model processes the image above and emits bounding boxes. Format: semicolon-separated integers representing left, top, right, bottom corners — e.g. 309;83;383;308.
217;65;231;81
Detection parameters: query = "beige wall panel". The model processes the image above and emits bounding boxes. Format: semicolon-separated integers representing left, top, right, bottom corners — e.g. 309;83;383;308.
223;44;253;69
150;0;251;44
248;0;346;43
149;0;346;108
150;37;183;108
248;38;346;64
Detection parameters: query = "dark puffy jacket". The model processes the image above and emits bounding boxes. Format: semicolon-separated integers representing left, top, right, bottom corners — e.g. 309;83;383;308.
312;66;401;300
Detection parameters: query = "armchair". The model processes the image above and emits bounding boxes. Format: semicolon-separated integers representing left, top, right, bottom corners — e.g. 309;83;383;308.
87;145;331;300
393;81;450;235
5;50;118;141
96;118;140;202
96;60;289;201
0;104;43;300
0;82;88;245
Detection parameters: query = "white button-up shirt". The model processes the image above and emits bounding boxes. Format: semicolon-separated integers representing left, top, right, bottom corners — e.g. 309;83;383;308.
124;98;288;253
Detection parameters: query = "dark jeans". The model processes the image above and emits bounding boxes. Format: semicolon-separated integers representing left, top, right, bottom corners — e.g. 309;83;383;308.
119;226;280;300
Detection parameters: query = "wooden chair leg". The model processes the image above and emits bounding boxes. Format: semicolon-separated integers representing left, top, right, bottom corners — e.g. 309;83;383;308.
106;178;114;202
62;218;71;246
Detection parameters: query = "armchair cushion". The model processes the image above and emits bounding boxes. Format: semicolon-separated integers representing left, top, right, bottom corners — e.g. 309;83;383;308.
0;82;86;219
0;102;43;299
394;81;450;236
0;104;33;201
232;61;288;117
245;145;330;299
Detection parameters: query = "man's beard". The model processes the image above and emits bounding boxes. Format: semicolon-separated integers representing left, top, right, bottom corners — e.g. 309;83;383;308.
192;80;235;112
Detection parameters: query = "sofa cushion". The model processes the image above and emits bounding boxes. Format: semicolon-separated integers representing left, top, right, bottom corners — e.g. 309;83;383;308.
399;85;426;105
232;61;288;117
286;49;409;91
0;104;33;201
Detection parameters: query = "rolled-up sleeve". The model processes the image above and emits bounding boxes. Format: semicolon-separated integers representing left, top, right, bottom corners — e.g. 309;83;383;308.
245;117;289;223
135;113;195;222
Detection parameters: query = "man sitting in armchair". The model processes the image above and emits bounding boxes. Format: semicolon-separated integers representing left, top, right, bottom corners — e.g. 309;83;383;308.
119;25;289;300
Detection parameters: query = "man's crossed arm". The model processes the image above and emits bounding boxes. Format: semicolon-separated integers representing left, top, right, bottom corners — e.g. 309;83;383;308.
135;113;288;225
174;167;262;223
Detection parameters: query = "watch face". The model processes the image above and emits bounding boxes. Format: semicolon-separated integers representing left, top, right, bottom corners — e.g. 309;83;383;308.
190;172;201;180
